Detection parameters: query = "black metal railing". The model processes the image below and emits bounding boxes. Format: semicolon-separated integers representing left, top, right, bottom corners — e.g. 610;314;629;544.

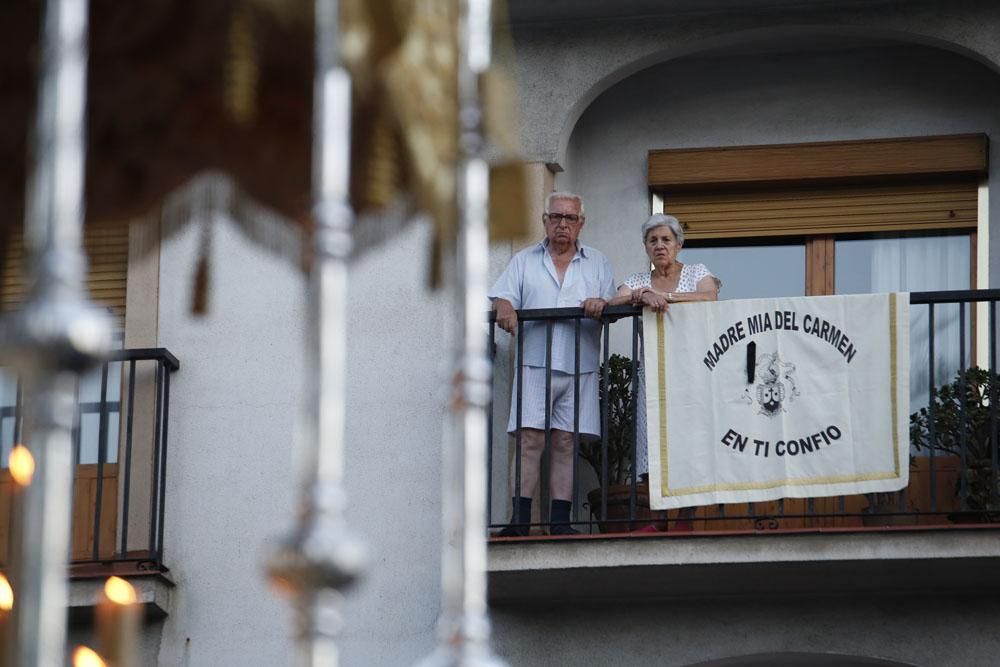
488;291;1000;537
1;347;179;570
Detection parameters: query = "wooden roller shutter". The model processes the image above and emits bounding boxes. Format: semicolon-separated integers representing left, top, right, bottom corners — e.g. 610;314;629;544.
662;181;979;241
1;221;128;329
648;134;988;189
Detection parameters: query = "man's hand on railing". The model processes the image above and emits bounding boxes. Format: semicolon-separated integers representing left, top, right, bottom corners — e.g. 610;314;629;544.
582;297;608;320
495;298;518;335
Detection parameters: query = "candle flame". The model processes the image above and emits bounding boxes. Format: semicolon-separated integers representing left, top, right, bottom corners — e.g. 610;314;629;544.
73;646;108;667
104;576;137;605
8;444;34;487
0;573;13;611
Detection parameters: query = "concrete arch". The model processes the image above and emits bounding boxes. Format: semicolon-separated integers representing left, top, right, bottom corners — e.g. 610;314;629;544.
522;12;1000;164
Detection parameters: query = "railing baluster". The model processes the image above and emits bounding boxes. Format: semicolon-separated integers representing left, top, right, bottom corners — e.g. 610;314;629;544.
928;302;937;513
629;314;639;529
148;360;164;555
600;320;610;523
92;361;110;562
959;303;969;511
120;359;137;558
991;301;998;510
13;376;23;445
572;318;581;528
156;363;171;566
71;381;81;466
513;320;524;526
542;321;554;531
486;322;494;527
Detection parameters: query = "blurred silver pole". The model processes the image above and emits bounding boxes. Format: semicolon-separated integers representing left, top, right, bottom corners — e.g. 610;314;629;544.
417;0;506;665
0;0;111;666
267;1;365;665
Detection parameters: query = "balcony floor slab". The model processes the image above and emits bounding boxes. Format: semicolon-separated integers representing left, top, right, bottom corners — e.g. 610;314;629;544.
488;526;1000;606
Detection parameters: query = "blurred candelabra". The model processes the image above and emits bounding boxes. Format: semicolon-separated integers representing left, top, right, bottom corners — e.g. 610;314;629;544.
0;0;112;665
416;0;506;665
266;1;367;665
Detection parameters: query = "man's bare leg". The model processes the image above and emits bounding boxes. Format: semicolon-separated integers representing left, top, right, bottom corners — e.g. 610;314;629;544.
511;428;544;497
548;429;579;534
549;429;575;501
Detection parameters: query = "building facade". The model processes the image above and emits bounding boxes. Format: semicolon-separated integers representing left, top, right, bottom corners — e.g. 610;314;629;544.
4;1;1000;665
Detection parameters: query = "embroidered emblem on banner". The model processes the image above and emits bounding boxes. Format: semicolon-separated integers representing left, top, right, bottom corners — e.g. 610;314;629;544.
743;352;799;417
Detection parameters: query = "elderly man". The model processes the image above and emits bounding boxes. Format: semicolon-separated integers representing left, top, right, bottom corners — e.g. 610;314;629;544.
490;191;616;536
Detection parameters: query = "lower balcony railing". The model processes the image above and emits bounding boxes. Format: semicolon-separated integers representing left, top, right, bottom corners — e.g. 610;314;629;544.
487;291;1000;537
0;347;179;571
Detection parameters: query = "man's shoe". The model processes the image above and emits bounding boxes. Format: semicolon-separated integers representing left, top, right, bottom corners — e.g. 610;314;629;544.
497;524;530;537
548;524;580;536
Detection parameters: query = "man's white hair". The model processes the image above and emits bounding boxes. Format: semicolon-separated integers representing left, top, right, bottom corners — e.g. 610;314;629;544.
544;191;585;217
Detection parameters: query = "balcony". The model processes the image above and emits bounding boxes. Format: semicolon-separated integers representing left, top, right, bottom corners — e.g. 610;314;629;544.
486;291;1000;602
0;348;179;614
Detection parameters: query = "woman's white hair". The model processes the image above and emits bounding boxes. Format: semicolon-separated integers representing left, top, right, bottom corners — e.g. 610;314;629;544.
641;213;683;245
545;191;585;217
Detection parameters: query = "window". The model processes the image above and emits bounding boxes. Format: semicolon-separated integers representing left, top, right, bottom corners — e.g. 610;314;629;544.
680;241;806;299
656;181;979;297
1;221;130;562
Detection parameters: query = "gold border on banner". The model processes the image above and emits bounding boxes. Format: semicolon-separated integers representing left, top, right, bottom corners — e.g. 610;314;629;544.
889;292;900;477
658;294;903;498
657;313;668;492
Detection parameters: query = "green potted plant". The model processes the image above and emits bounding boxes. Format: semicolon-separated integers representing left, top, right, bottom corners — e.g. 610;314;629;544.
578;354;665;532
910;366;1000;521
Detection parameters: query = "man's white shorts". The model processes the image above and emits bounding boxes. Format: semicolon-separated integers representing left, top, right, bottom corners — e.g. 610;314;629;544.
507;366;600;437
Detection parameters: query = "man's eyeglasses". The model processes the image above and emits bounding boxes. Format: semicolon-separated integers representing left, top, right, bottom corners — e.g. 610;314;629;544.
545;213;581;224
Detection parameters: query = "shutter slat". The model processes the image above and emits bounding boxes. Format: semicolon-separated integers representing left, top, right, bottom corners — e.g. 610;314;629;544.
667;191;977;214
663;182;978;240
1;222;128;328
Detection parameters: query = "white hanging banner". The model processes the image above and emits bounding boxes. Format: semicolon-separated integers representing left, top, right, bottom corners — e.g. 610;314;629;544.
645;293;910;510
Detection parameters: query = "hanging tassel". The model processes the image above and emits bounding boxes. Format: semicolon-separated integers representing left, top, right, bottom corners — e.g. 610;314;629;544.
191;210;214;316
191;252;210;316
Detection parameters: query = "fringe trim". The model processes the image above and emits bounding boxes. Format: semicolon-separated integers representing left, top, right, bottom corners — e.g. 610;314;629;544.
157;171;305;315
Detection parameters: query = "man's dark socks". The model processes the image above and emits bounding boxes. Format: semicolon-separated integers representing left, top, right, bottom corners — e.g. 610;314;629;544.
498;496;532;537
549;499;579;535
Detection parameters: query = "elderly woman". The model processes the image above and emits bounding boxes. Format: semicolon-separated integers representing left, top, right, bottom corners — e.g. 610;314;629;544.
608;213;720;528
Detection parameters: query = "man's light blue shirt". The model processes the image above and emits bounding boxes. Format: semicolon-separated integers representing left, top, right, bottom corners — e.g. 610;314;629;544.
489;239;616;373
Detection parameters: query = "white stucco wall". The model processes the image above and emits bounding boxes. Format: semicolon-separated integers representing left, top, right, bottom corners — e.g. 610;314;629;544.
154;216;303;666
493;594;1000;667
339;220;448;665
511;1;1000;163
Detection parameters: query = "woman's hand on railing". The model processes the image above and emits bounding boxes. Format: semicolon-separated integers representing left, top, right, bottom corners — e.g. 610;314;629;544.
639;290;669;313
